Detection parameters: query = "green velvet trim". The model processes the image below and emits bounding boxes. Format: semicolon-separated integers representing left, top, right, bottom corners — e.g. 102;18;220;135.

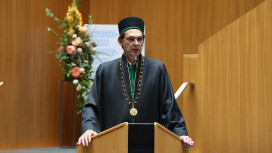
128;64;137;102
128;64;137;123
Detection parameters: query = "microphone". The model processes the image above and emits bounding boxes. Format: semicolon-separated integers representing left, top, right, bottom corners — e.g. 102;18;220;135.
134;56;138;68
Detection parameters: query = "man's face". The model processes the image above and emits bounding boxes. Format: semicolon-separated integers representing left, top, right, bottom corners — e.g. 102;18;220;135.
118;29;145;60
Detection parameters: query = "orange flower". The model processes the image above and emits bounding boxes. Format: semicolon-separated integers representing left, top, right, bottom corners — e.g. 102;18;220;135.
77;25;88;35
71;67;81;78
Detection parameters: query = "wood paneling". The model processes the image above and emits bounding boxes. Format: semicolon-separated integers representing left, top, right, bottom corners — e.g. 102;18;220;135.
183;0;272;152
89;0;265;101
0;0;89;149
0;0;267;150
154;123;184;153
76;123;129;153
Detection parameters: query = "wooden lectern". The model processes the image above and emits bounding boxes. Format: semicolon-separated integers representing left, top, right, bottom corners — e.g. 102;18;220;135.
76;122;184;153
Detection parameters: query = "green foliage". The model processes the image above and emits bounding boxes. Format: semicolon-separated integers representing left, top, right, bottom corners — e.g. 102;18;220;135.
46;0;96;114
88;15;93;24
73;0;83;8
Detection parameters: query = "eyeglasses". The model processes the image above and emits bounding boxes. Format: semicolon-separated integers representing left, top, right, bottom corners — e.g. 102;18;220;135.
124;36;145;43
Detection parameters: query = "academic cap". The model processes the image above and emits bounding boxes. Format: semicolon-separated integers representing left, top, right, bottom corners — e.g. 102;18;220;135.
118;17;144;35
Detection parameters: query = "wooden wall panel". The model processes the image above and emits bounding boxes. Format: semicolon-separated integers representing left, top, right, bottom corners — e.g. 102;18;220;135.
0;0;268;150
183;0;272;152
0;0;89;150
89;0;265;105
182;54;200;153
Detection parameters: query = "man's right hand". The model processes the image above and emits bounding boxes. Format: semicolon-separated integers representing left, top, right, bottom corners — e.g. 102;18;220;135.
78;130;97;147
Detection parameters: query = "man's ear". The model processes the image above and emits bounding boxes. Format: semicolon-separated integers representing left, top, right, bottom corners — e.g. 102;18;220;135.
118;37;123;47
118;37;122;46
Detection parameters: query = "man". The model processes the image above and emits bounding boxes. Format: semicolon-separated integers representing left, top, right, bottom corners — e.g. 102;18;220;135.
78;17;194;150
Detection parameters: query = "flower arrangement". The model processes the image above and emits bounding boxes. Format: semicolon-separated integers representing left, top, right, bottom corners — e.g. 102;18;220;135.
46;0;96;114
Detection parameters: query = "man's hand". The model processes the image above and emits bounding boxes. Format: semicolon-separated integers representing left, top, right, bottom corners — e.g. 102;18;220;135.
180;136;194;150
78;130;97;147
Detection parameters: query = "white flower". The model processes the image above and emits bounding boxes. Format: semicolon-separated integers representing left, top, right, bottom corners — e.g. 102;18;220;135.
85;42;89;46
84;60;88;63
80;68;85;73
73;79;78;84
91;47;96;52
71;63;76;66
76;86;81;91
77;47;83;53
72;34;77;38
72;37;82;46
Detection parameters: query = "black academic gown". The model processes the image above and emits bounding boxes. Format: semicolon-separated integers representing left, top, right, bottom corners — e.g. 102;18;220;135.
82;54;188;136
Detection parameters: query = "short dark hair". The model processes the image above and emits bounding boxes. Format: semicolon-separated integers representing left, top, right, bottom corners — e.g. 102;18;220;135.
119;33;125;40
118;32;145;40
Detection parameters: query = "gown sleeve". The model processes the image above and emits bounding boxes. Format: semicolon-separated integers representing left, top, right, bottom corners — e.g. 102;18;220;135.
161;63;189;136
81;65;102;134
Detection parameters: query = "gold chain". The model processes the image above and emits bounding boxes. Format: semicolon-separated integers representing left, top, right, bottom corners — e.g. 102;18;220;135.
119;56;144;108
